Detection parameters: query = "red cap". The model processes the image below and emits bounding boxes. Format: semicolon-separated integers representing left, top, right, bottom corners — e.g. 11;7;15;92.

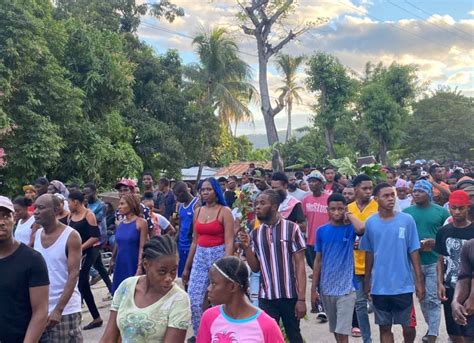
115;178;136;190
449;190;470;206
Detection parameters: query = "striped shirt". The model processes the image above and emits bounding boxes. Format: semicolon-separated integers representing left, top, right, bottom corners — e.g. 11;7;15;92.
251;218;306;300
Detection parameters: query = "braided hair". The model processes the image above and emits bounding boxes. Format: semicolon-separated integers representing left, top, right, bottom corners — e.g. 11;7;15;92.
213;256;250;297
142;235;177;268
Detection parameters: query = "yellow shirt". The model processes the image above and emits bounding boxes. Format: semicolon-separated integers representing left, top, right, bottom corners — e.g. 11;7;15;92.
348;199;378;275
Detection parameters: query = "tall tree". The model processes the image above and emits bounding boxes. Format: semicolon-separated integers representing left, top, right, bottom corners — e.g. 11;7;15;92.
306;52;356;158
406;88;473;161
187;27;256;129
359;62;418;165
275;54;304;142
239;0;311;145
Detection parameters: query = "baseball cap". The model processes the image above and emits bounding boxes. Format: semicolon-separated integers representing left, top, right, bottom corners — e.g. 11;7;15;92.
115;178;136;190
307;171;326;183
0;196;14;213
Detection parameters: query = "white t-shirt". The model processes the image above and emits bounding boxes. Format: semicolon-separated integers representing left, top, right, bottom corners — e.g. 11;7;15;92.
14;216;35;245
289;188;309;202
395;196;412;212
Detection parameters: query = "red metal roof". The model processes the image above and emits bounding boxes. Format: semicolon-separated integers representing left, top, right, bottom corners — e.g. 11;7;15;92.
215;161;272;177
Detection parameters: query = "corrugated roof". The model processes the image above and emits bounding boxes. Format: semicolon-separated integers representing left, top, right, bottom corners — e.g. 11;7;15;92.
215;161;272;177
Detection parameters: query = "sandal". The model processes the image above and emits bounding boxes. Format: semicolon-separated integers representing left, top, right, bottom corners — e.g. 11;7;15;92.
83;320;103;330
352;327;362;337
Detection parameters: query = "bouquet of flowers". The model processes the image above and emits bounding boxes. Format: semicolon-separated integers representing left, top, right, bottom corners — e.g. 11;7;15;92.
233;187;253;232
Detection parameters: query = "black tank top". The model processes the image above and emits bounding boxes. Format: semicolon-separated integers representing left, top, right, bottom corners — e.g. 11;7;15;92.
68;216;99;253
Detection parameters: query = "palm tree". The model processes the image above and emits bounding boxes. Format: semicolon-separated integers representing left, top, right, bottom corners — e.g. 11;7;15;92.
275;54;305;142
186;27;257;133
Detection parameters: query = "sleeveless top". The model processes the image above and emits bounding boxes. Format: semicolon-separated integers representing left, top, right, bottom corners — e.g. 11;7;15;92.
178;197;198;250
34;226;81;315
14;216;35;245
69;214;100;254
195;207;225;247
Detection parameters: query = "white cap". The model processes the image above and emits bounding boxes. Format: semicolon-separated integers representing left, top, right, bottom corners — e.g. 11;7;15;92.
0;196;14;213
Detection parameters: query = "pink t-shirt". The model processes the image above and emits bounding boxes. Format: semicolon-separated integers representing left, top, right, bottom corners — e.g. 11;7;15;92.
302;193;330;246
197;305;284;343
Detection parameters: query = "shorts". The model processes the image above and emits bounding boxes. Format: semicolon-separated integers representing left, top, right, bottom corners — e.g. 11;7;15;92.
444;287;474;337
321;292;356;335
44;312;83;342
372;293;413;326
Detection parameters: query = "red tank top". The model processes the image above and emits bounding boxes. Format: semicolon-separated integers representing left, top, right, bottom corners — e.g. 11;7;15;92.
195;207;225;247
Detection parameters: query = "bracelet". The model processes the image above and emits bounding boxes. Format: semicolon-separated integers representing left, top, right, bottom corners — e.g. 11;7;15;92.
297;299;306;302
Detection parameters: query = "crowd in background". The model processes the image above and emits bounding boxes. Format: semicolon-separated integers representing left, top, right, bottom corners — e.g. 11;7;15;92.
1;159;474;343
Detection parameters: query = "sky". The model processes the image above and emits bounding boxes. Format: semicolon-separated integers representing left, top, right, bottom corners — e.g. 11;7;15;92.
137;0;474;135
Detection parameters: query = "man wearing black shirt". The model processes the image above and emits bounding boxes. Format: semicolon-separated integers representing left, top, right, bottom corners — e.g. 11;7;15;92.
0;195;49;342
435;190;474;341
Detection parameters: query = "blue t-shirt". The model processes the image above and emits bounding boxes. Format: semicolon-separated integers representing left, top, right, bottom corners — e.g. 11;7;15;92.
178;197;198;251
360;212;420;295
315;223;356;296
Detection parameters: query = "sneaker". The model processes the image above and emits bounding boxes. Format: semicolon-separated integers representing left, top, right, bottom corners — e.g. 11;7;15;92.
316;311;328;322
90;275;101;286
102;294;113;301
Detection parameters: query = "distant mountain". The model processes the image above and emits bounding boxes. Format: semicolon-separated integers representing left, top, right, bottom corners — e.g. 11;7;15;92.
244;130;306;148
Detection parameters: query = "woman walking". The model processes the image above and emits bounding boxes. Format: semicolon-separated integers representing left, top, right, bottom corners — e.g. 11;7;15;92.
99;235;191;343
182;177;234;339
110;193;148;293
67;190;103;330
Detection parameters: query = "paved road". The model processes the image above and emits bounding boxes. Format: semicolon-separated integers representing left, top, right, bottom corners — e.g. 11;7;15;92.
83;273;449;342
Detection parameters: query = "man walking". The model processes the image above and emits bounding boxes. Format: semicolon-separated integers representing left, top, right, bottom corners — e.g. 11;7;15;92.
435;190;474;342
0;195;49;343
34;194;83;342
403;180;449;342
347;174;378;343
311;193;365;343
361;183;425;343
239;189;307;343
173;181;199;277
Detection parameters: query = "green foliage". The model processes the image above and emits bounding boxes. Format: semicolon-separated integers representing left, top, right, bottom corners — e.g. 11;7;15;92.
306;52;358;157
0;0;219;193
359;62;418;164
280;128;327;168
405;88;474;161
327;157;358;176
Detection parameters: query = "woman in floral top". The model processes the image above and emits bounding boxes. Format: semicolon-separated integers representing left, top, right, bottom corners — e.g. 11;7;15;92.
100;235;191;343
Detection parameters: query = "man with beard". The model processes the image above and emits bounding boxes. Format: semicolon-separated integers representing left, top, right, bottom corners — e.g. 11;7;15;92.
239;189;306;343
288;174;309;201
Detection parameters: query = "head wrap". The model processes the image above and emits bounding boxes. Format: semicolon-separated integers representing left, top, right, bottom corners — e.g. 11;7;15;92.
307;170;326;183
413;180;433;200
395;178;408;189
50;180;69;198
22;185;36;193
449;190;470;206
456;176;474;190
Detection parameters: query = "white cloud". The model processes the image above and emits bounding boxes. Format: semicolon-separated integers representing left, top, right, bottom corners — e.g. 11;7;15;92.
447;71;472;85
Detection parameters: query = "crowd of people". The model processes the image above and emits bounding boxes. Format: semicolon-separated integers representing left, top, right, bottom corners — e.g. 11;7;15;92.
0;160;474;343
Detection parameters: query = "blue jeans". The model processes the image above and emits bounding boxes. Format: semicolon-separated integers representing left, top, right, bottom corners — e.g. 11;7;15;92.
355;275;372;343
250;271;260;306
420;263;441;336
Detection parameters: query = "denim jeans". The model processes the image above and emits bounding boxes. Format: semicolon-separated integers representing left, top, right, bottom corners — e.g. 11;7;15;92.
355;275;372;343
419;263;441;336
249;271;260;306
